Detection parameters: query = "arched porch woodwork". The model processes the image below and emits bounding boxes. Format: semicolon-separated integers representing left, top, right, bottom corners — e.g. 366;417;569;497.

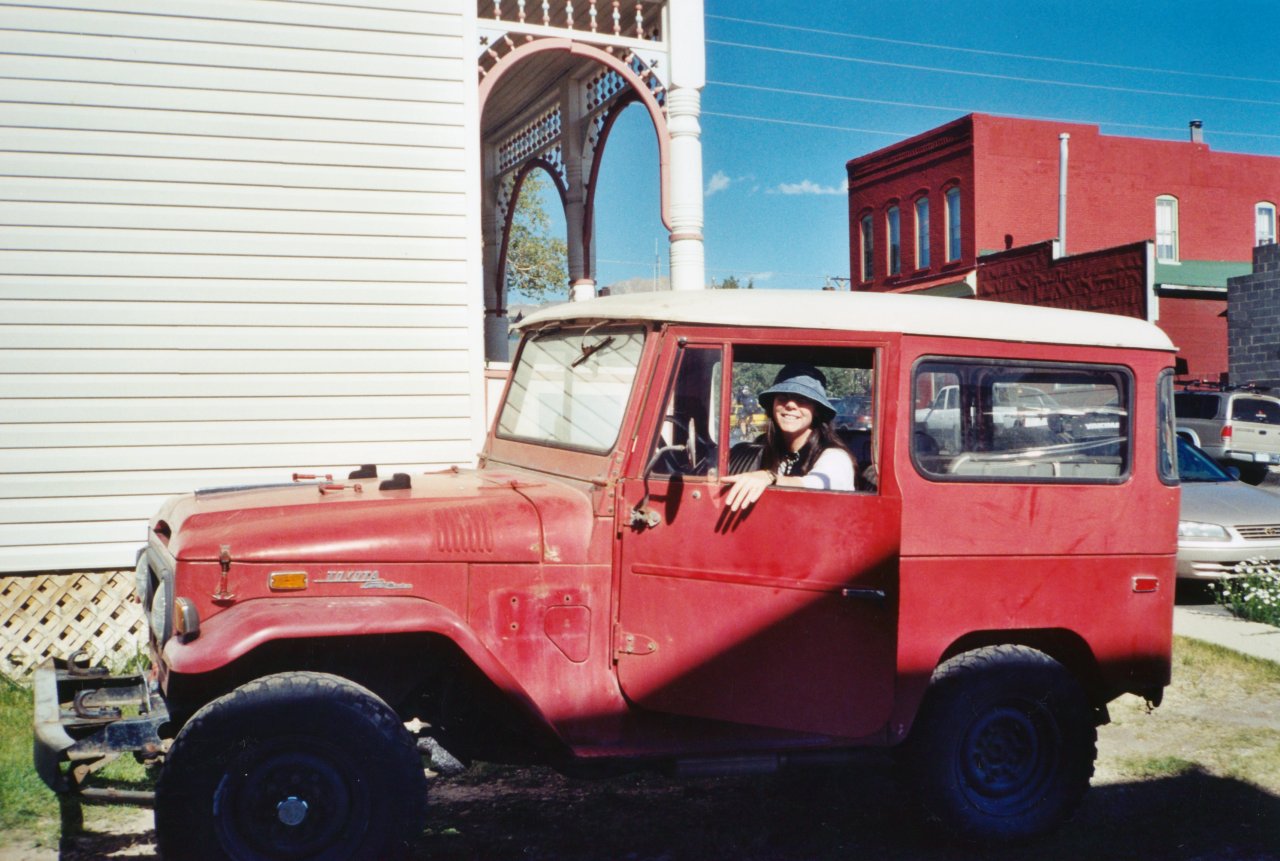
477;0;705;361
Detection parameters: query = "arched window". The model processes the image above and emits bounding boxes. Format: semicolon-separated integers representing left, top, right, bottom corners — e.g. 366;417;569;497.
914;196;930;269
860;213;874;281
945;186;962;263
1155;195;1179;262
1256;202;1276;246
887;205;901;275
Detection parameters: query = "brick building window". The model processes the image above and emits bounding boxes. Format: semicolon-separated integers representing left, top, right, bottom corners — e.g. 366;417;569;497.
1155;195;1179;262
1256;202;1276;246
915;196;930;268
945;187;962;262
860;213;874;281
887;205;901;275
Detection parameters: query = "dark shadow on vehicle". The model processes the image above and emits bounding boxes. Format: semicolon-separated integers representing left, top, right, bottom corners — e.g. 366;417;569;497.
1176;579;1217;606
415;762;1280;861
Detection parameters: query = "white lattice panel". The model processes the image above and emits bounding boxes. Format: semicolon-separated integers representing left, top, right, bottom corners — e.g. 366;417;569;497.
1;571;145;679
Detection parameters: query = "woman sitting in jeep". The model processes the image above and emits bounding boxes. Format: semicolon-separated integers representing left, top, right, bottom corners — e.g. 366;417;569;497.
723;363;855;511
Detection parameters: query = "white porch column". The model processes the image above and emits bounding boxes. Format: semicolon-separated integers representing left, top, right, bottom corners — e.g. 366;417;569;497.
667;0;706;292
482;148;509;360
563;78;597;302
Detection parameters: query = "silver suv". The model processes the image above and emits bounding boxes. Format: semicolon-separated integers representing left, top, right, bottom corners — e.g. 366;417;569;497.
1174;388;1280;480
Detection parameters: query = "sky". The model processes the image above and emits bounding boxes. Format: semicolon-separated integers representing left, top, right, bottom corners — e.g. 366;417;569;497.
574;0;1280;294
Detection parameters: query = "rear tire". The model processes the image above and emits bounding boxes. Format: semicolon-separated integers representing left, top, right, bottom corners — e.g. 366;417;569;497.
903;645;1096;843
155;672;427;861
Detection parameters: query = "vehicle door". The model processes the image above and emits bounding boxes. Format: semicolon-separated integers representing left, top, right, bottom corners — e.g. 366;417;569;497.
615;333;900;740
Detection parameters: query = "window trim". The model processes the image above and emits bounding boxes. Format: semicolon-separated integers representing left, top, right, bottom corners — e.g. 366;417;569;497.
859;212;874;282
1256;201;1276;247
1155;195;1179;262
914;195;931;269
886;204;901;276
910;356;1134;485
944;186;962;263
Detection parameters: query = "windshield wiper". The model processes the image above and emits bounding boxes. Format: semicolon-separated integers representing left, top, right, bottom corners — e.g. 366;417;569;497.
572;335;614;368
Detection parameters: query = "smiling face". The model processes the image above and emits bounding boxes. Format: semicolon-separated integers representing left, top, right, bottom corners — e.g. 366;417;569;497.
772;393;817;449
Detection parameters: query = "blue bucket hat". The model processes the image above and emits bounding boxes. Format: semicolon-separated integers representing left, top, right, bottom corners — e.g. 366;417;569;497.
758;363;836;421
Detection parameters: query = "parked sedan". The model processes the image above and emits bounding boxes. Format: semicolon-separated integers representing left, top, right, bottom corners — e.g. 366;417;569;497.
1178;438;1280;579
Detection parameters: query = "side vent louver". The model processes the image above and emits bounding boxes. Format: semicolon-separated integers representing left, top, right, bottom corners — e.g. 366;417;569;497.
435;508;495;554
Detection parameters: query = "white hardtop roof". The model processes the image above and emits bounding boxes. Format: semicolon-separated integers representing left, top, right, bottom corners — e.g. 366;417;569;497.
514;290;1176;352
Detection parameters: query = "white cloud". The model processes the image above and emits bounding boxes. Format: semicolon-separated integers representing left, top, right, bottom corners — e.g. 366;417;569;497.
773;178;848;196
705;170;732;197
746;271;774;283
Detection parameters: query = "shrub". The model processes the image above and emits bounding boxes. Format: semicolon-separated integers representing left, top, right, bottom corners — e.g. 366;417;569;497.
1212;558;1280;627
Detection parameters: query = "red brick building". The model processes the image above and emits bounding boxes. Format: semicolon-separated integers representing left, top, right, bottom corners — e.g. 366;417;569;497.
846;113;1280;379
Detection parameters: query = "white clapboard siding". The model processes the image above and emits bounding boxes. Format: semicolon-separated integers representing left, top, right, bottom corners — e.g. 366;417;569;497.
5;396;473;424
0;178;466;216
0;1;485;572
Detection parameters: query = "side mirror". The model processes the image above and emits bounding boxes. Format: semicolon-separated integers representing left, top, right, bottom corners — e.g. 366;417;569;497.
1227;465;1242;481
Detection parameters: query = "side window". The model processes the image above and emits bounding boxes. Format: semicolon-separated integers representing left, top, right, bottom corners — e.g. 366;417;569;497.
729;345;877;492
1257;202;1276;246
1156;195;1179;262
913;360;1131;482
1174;392;1220;420
1231;397;1280;425
886;205;901;275
1158;369;1178;485
860;213;874;282
945;186;962;262
649;347;722;477
915;196;930;269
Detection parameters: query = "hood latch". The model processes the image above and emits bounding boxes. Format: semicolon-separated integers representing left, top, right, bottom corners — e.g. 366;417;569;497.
212;544;237;604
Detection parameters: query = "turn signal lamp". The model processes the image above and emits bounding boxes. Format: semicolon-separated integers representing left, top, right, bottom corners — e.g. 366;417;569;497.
173;598;200;642
269;571;308;591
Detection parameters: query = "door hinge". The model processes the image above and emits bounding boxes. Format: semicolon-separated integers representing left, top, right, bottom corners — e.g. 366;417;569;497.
613;625;658;659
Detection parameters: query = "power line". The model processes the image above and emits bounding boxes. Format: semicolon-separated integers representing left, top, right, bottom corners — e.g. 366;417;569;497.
708;39;1280;110
702;109;908;137
707;14;1280;89
706;80;1280;143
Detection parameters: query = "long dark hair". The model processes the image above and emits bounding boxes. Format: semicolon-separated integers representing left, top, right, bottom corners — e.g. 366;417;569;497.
760;399;853;476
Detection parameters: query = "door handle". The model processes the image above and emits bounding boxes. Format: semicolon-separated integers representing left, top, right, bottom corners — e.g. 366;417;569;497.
840;588;886;604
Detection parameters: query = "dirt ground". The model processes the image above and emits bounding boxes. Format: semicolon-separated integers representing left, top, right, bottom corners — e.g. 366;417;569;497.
5;638;1279;861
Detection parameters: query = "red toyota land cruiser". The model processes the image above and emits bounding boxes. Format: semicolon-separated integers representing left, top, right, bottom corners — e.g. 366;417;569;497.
36;290;1180;858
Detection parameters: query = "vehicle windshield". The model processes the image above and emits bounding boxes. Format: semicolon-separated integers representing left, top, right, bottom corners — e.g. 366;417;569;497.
1177;438;1233;483
496;325;646;453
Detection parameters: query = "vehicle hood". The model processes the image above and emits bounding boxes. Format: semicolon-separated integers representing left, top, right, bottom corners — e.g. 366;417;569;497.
1180;481;1280;527
156;469;593;564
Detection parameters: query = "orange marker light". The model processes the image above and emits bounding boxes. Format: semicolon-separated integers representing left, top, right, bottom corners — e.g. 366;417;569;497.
269;571;308;591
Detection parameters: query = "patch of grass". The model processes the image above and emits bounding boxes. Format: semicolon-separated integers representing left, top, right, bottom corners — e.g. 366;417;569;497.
1174;635;1280;688
1;673;156;848
0;676;58;836
1115;755;1198;779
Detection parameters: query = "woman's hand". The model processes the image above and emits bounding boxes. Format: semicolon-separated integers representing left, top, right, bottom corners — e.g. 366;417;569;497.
722;469;775;511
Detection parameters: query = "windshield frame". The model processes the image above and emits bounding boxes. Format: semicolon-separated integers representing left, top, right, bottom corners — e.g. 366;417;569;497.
494;323;648;456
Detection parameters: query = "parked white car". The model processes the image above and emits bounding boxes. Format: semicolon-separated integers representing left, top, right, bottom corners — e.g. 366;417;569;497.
1177;438;1280;579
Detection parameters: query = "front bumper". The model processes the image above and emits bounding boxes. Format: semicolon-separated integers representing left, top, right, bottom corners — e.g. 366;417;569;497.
33;656;168;804
1176;541;1280;579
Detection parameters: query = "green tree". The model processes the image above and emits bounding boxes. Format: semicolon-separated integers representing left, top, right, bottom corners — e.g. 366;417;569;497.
714;275;755;290
506;171;568;302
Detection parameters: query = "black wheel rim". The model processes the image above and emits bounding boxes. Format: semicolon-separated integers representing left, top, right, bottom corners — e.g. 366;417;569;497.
958;700;1059;815
214;740;369;860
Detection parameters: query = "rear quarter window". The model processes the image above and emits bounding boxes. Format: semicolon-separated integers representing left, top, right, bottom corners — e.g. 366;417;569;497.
1230;397;1280;425
1174;393;1221;420
913;359;1131;483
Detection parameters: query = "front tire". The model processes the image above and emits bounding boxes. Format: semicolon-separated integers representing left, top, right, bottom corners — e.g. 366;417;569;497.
155;672;427;861
904;645;1096;843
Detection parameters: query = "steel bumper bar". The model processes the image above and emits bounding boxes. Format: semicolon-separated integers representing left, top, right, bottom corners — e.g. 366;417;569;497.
32;658;169;803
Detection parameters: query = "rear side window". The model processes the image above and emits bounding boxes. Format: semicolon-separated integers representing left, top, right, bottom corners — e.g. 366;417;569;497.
1230;397;1280;425
1174;393;1221;419
913;360;1131;482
